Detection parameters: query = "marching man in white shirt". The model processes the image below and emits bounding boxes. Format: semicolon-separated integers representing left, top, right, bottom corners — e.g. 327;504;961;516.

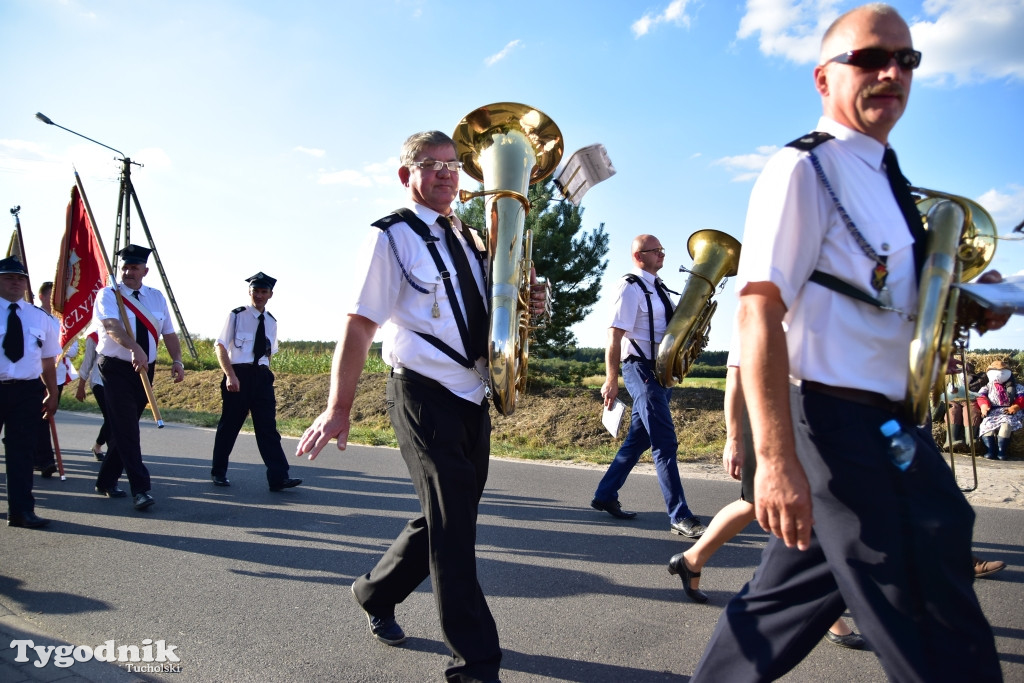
93;244;185;511
210;272;301;491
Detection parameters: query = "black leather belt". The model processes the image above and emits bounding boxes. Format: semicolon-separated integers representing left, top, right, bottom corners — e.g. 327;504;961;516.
0;378;37;385
232;363;269;371
797;379;905;415
622;356;644;365
391;367;445;392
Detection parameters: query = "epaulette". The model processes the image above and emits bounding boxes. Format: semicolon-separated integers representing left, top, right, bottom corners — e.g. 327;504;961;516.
371;213;405;230
786;131;835;151
623;273;650;292
265;311;276;321
372;209;437;242
232;306;246;314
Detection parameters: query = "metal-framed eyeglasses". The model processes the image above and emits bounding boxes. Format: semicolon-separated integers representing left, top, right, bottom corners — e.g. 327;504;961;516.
409;160;463;172
825;47;922;71
638;247;665;255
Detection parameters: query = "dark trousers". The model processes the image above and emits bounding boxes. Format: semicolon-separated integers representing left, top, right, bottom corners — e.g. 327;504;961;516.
691;385;1001;682
593;359;690;522
93;383;109;447
33;384;64;469
96;357;153;496
211;364;289;485
2;379;45;516
352;372;501;683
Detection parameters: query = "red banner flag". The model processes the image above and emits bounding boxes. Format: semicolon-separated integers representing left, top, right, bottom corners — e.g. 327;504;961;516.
53;185;108;351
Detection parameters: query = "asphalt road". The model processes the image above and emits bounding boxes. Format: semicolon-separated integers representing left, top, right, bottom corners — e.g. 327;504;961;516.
2;411;1021;682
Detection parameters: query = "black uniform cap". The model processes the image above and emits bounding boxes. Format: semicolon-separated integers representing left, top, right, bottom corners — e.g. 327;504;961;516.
118;244;152;265
246;272;277;290
0;256;28;276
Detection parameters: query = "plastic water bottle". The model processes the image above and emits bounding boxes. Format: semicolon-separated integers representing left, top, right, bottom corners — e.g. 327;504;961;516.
880;419;915;471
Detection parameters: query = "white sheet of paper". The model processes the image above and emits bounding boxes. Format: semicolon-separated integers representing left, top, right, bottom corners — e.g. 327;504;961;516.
602;398;626;438
956;275;1024;315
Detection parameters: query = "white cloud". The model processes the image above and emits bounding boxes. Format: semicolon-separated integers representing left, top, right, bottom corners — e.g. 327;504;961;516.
632;0;695;38
317;156;399;187
976;184;1024;236
294;146;325;158
713;145;779;182
735;0;1024;84
485;40;521;67
912;0;1024;85
736;0;841;63
318;170;372;187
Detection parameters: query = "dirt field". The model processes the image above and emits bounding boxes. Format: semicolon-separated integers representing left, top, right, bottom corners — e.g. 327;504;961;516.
148;368;1024;510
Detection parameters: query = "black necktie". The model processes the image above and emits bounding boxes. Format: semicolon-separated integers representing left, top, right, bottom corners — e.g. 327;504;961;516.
439;215;488;360
132;291;149;358
253;313;267;366
654;278;675;323
3;303;24;362
883;148;927;278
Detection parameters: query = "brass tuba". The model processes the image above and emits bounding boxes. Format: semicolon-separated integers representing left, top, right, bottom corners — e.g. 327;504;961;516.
655;230;742;387
453;103;563;416
905;189;997;425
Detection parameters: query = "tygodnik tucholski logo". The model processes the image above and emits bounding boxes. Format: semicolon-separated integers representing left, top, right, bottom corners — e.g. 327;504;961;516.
9;638;182;673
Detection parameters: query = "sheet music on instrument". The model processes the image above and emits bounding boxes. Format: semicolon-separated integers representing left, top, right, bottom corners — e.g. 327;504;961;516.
554;144;616;206
956;274;1024;315
602;398;626;438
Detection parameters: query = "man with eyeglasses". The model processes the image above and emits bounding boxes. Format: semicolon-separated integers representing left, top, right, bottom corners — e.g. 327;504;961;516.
591;234;706;539
297;130;504;682
691;4;1001;681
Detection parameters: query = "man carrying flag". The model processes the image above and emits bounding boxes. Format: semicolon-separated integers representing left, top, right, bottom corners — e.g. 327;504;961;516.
93;244;185;511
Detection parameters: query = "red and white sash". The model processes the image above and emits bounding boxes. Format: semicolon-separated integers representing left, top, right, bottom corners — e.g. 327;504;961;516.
119;284;160;344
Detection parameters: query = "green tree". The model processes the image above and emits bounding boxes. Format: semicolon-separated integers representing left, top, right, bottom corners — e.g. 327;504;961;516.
456;179;609;356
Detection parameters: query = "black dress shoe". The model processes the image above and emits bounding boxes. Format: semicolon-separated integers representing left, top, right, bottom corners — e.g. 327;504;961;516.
825;630;866;650
668;553;708;604
40;464;58;479
351;584;406;646
133;492;155;510
590;498;637;520
269;478;302;492
8;511;50;528
95;485;128;498
670;515;706;538
212;475;231;487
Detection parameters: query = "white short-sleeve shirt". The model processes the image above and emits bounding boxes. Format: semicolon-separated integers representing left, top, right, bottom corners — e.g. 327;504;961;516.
736;117;918;401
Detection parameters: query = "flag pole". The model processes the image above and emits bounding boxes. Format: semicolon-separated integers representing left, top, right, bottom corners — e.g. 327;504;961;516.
11;206;65;475
8;207;34;303
73;169;164;428
49;417;66;481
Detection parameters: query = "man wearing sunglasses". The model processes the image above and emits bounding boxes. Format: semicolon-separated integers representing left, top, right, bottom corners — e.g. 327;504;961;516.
296;131;503;683
691;4;1001;681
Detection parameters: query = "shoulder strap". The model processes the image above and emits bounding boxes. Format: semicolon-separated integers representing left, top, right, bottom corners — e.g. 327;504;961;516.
808;271;887;309
622;274;656;365
623;273;650;292
232;306;246;314
786;131;835;151
373;208;475;369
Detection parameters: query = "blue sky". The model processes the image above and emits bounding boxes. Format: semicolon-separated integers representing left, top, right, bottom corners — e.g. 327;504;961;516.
2;0;1022;355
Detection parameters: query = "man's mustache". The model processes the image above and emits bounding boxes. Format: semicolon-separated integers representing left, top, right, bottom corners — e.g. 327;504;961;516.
864;84;905;98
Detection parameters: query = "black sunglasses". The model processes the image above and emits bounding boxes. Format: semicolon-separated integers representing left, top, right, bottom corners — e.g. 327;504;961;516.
826;47;922;71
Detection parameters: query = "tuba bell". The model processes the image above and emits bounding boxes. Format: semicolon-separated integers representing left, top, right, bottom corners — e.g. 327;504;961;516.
655;230;741;387
905;189;997;425
453;103;563;416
